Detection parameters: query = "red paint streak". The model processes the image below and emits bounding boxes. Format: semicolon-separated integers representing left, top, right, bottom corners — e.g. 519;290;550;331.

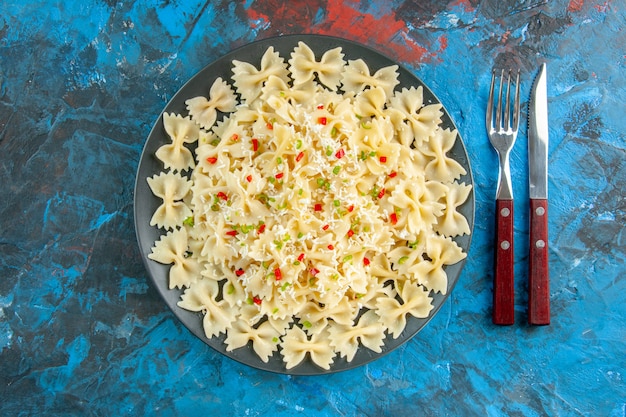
313;2;429;63
438;35;448;53
594;1;609;13
449;0;475;12
243;1;448;64
567;0;584;12
245;6;270;29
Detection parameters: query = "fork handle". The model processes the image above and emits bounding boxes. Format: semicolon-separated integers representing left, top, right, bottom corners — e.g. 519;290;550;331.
493;199;515;325
529;198;550;325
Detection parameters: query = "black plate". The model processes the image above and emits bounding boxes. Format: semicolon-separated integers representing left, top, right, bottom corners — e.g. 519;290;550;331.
134;34;475;375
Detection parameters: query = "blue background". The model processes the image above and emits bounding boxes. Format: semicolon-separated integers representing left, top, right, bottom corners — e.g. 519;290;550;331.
1;0;624;415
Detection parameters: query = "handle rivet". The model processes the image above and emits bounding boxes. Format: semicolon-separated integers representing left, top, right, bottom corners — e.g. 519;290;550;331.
536;239;545;248
501;240;511;250
536;207;545;216
500;208;510;217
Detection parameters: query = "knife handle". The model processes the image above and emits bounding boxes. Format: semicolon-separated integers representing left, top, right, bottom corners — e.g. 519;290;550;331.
493;199;515;325
529;198;550;325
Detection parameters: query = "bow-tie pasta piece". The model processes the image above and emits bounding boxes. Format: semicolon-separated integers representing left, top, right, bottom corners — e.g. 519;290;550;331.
341;59;399;98
422;128;467;183
376;280;434;339
232;46;289;104
435;182;472;237
388;86;443;148
280;326;335;370
147;171;192;231
225;319;282;363
327;310;385;362
148;227;202;289
156;113;199;172
409;234;467;294
177;278;237;339
185;77;237;130
289;41;346;90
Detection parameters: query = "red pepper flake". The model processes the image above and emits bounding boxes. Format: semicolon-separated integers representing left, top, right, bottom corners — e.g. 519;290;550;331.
257;224;266;234
322;224;329;231
296;151;305;162
246;175;253;183
310;268;320;276
217;191;228;201
314;203;323;212
347;205;354;212
389;171;397;178
363;257;371;266
377;188;386;199
317;104;324;109
318;117;327;125
390;212;398;225
251;138;259;152
266;122;273;130
335;148;345;159
347;230;355;238
274;268;282;281
297;253;305;262
275;172;284;179
379;156;387;163
327;244;334;250
235;268;245;276
226;230;237;237
231;133;240;142
207;156;218;164
253;296;262;305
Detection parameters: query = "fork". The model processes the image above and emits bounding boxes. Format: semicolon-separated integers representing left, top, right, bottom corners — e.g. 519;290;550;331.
486;69;520;325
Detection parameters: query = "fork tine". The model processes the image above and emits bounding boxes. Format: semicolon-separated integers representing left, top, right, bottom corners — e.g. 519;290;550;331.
495;69;504;131
512;69;521;131
486;69;495;131
504;70;512;130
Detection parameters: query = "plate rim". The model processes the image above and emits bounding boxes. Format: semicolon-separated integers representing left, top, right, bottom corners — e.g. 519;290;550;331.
133;33;475;375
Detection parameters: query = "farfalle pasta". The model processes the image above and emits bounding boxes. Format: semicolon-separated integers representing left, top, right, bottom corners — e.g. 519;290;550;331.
147;42;472;370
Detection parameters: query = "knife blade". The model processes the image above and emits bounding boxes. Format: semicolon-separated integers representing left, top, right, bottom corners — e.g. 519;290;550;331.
527;63;550;325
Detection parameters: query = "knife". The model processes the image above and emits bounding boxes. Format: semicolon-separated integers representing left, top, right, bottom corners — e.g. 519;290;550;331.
527;63;550;325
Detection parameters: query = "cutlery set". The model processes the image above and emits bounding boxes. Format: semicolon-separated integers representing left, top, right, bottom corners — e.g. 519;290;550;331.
486;64;550;326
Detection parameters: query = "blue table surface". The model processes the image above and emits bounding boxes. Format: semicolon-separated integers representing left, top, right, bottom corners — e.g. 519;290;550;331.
1;1;624;416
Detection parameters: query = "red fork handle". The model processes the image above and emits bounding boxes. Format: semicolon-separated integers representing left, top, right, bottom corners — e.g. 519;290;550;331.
529;199;550;325
493;199;515;325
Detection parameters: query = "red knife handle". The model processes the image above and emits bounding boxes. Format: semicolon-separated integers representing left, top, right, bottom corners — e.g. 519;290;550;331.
529;198;550;325
493;199;515;325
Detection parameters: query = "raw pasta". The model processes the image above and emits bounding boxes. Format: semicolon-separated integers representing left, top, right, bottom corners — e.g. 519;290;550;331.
147;42;472;370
